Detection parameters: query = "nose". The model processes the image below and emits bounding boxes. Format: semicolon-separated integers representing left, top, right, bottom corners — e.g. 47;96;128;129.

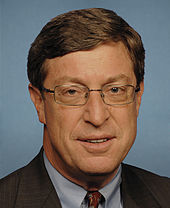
83;91;110;127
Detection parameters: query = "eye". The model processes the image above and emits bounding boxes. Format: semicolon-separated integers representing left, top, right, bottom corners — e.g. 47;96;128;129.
58;86;83;97
105;86;126;96
67;89;77;95
63;88;79;96
110;87;120;93
110;87;125;94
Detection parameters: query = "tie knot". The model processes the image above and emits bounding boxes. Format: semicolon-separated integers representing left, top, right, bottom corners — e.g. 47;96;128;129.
87;191;102;208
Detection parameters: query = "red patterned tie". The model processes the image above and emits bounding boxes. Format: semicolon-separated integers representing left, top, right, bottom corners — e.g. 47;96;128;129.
87;191;102;208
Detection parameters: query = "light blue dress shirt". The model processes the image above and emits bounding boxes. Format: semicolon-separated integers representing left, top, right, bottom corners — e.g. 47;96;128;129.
44;152;123;208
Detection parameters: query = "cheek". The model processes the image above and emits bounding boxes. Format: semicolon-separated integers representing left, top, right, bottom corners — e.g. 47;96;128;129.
45;104;82;142
57;107;83;135
123;105;137;127
111;103;138;139
110;104;138;161
44;105;84;168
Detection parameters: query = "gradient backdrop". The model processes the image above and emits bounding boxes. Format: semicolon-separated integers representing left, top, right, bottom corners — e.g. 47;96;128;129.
0;0;170;179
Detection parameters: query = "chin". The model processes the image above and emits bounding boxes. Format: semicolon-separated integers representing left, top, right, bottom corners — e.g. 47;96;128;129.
78;167;118;190
85;156;120;171
80;164;118;178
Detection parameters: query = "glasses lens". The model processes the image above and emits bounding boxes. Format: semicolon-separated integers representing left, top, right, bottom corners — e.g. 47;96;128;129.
54;85;88;106
103;85;135;105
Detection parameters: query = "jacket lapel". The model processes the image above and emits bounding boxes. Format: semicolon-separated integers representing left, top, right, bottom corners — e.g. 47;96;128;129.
42;189;62;208
121;164;161;208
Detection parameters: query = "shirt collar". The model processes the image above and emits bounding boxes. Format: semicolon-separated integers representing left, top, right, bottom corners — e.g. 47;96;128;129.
99;165;122;207
43;152;86;207
43;151;122;208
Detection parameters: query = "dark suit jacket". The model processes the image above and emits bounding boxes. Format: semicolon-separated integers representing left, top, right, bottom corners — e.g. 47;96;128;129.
0;148;170;208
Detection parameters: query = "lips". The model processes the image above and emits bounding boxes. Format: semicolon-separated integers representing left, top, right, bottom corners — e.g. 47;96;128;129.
84;138;109;143
77;136;113;144
77;135;115;153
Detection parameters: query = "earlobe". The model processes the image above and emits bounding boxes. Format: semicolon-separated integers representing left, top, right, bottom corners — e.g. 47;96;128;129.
28;84;46;124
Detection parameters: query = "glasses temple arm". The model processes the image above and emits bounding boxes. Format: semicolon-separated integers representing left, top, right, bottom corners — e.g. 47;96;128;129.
41;87;54;94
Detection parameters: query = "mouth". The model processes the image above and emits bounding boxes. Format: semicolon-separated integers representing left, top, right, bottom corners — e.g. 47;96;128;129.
78;137;113;144
76;134;116;154
77;136;114;153
84;138;109;143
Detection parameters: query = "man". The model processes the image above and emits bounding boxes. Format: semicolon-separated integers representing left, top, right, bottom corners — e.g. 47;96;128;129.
0;8;169;208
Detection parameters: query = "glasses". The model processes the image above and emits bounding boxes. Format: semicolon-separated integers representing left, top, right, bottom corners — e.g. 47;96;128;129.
42;84;140;106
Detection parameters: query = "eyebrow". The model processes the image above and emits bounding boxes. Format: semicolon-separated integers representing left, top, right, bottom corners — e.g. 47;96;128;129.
53;74;133;86
104;74;132;84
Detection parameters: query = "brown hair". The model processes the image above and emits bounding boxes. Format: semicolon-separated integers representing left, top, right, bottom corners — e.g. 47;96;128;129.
27;8;145;90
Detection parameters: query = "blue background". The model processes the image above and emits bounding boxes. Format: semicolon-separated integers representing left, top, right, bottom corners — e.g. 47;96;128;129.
0;0;170;179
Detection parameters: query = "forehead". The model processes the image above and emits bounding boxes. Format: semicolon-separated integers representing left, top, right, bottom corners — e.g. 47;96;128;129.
44;42;136;86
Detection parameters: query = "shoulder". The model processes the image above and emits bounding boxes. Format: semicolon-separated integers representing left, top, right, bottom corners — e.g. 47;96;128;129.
122;163;170;184
0;148;45;207
0;166;25;207
0;148;42;186
122;163;170;205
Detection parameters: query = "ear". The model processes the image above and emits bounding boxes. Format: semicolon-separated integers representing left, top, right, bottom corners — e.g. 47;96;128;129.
28;84;46;124
136;81;144;116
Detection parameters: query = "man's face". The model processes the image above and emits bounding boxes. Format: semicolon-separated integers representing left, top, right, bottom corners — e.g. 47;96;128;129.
29;42;143;188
